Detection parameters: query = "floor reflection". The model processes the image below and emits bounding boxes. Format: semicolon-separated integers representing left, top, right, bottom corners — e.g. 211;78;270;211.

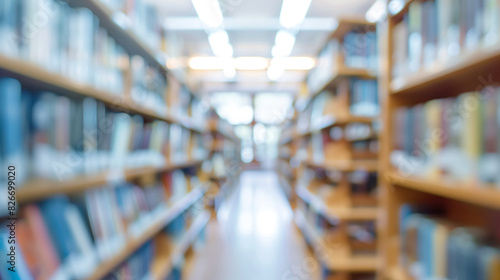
184;170;319;280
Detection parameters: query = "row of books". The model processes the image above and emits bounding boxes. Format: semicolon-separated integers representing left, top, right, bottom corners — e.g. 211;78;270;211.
130;55;168;115
0;0;127;93
0;77;207;184
306;30;377;94
392;0;500;79
349;79;379;117
391;87;500;185
0;170;201;280
343;31;378;70
399;204;500;280
98;0;163;52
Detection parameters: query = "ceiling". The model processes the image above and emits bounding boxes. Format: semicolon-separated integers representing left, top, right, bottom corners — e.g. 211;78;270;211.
147;0;375;94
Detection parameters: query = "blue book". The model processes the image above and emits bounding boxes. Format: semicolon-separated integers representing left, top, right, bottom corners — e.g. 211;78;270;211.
0;78;22;171
38;196;78;260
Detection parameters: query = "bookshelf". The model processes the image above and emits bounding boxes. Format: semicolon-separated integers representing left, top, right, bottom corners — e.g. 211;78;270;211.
379;0;500;279
0;1;240;280
279;18;381;279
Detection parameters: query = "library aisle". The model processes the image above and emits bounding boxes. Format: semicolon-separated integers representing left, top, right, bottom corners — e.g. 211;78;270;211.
184;170;320;280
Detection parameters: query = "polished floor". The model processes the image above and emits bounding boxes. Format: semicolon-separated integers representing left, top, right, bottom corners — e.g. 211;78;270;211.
184;170;320;280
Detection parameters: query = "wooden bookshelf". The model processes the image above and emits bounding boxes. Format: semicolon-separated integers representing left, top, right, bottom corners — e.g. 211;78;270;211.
378;1;500;278
208;121;239;142
85;185;206;280
18;158;206;203
279;18;380;278
148;211;210;280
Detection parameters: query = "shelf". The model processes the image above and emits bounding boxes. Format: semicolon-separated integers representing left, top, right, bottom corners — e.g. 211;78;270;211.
390;45;500;99
299;115;377;137
387;266;412;280
296;186;378;224
85;185;206;280
294;210;378;272
306;159;379;172
386;171;500;210
148;211;210;280
300;67;377;112
0;54;207;134
330;17;377;40
18;158;206;203
69;0;168;73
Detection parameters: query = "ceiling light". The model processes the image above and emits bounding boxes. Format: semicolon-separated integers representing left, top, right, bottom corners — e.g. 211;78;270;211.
366;0;387;23
275;57;315;70
191;0;224;28
279;0;312;28
267;59;285;81
208;30;233;57
189;57;225;70
272;30;296;58
235;57;269;70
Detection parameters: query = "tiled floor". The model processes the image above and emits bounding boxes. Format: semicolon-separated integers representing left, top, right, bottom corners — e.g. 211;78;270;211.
184;170;320;280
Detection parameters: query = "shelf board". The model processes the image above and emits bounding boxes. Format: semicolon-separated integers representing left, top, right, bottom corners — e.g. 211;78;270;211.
306;159;379;172
0;54;206;134
388;0;415;22
148;211;210;280
299;115;377;137
386;171;500;210
390;45;500;99
296;186;378;224
330;17;377;40
300;67;377;113
387;266;412;280
85;186;206;280
294;209;378;272
18;158;206;203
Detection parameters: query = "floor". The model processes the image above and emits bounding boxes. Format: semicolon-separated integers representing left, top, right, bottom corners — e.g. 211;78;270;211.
183;170;320;280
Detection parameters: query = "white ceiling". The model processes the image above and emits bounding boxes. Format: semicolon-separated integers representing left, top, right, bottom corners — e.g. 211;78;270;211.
147;0;375;93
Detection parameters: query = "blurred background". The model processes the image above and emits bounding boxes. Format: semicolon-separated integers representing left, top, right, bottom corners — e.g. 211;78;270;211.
1;0;500;280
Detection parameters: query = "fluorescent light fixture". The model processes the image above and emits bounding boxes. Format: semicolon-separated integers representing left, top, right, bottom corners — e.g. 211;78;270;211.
189;57;225;70
274;57;315;70
267;59;285;81
279;0;312;28
208;30;233;58
191;0;223;28
366;0;387;23
235;57;269;70
223;63;236;79
272;30;296;57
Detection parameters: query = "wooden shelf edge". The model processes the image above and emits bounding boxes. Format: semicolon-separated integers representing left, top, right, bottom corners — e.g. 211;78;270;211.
18;158;206;203
85;186;206;280
386;172;500;210
305;159;379;172
296;186;378;223
294;209;378;271
390;45;500;96
0;54;206;134
150;210;211;280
